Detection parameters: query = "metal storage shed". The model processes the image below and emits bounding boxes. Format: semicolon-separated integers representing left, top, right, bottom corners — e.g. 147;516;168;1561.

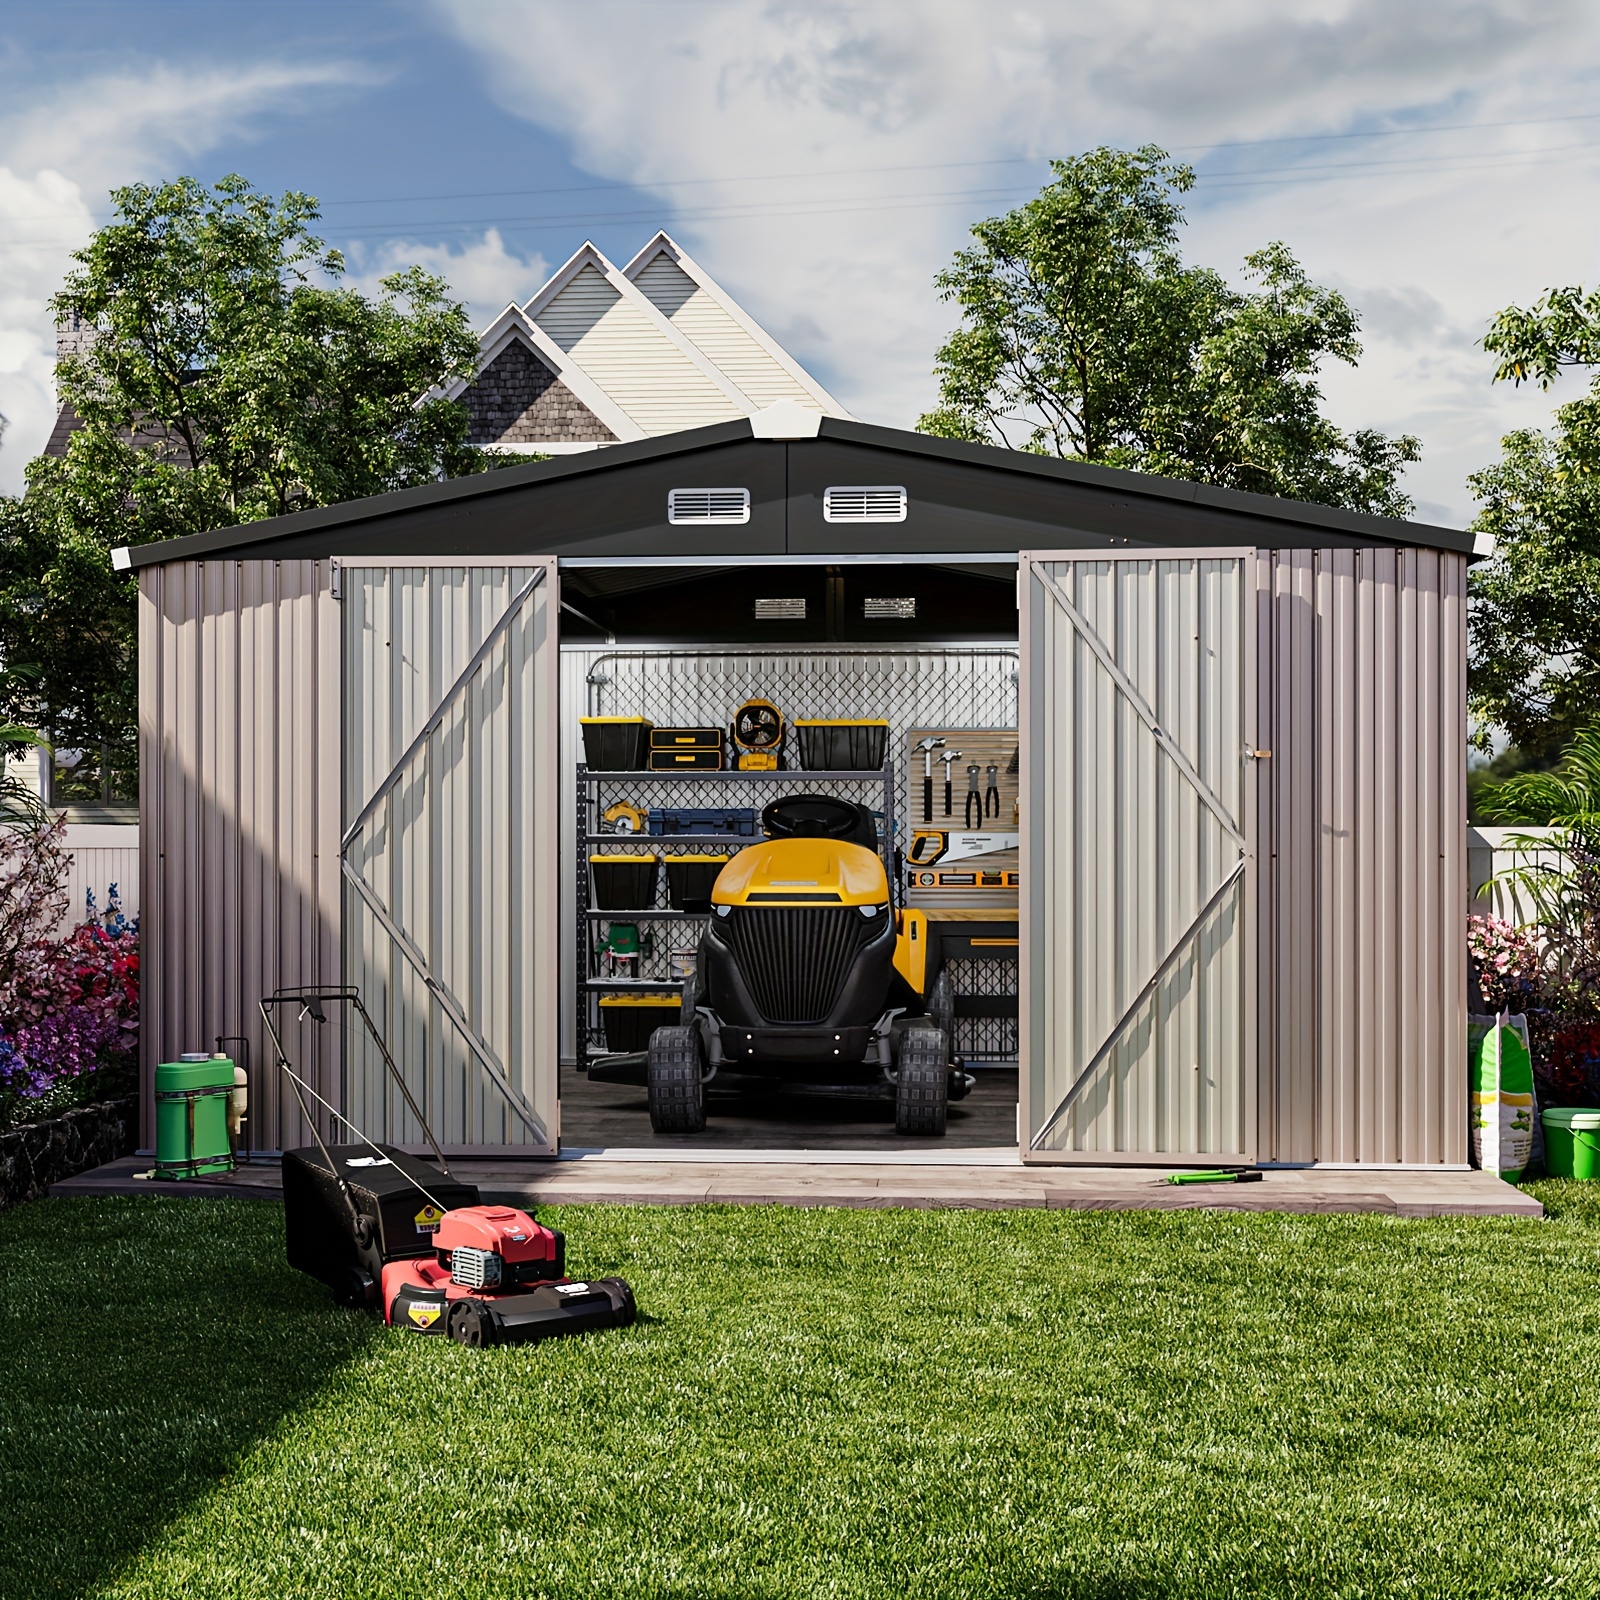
119;414;1473;1167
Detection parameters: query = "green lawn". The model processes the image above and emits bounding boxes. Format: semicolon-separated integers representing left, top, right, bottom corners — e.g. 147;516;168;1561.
5;1189;1600;1599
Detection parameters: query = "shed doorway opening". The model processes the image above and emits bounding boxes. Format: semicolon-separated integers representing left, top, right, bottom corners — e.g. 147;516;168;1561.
558;560;1022;1152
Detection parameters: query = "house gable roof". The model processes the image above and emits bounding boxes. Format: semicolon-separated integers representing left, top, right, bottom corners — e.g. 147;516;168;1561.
621;232;850;417
115;413;1474;571
443;305;644;449
520;242;750;434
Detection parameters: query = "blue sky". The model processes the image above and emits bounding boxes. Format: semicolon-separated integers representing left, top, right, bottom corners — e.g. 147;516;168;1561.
3;0;1600;521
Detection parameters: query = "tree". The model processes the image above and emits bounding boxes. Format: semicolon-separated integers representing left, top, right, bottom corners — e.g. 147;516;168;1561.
0;174;489;796
1469;287;1600;753
918;145;1420;516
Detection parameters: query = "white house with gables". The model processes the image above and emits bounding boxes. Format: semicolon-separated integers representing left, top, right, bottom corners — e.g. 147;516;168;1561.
449;233;852;453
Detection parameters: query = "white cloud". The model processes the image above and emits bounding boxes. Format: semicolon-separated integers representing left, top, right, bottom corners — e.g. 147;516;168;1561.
0;60;372;494
433;0;1600;522
343;229;549;328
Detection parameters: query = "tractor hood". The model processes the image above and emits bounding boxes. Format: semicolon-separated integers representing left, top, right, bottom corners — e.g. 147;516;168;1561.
711;838;888;907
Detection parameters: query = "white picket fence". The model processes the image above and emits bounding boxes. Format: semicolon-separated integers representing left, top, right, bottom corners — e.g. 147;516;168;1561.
1468;825;1566;927
57;824;139;933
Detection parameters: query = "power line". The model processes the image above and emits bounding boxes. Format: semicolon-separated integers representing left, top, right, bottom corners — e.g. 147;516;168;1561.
5;102;1600;227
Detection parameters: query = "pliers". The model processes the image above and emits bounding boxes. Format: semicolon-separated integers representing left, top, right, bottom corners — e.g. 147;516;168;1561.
964;764;983;828
985;763;1000;819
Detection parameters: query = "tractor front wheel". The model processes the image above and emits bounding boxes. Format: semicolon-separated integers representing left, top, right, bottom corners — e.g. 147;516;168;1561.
647;1025;707;1135
896;1027;949;1136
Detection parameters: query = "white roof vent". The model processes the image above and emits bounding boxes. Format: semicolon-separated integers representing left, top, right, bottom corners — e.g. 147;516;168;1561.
668;487;750;524
823;485;907;523
754;597;806;620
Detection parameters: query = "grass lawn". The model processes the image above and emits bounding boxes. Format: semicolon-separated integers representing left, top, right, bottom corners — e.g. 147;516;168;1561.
5;1189;1600;1599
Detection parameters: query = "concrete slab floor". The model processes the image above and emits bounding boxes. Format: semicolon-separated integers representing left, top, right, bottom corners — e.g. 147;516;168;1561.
51;1154;1544;1218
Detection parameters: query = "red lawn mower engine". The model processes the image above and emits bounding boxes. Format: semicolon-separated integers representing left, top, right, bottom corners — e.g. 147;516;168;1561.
382;1204;636;1347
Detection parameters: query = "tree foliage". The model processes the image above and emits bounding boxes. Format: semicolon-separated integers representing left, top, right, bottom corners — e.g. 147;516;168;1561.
0;174;489;783
918;145;1419;516
1470;287;1600;752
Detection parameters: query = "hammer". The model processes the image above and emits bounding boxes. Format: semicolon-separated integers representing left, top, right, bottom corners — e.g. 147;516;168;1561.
938;748;961;817
914;735;945;823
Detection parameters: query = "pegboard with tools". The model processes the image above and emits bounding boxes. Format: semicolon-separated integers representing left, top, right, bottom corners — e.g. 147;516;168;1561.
903;726;1019;908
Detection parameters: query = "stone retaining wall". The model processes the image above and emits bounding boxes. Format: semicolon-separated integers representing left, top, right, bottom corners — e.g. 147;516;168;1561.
0;1097;136;1209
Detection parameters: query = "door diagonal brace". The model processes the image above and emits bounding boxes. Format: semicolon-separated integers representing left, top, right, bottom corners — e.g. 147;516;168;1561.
1032;563;1244;850
342;568;546;853
1030;856;1245;1152
341;861;544;1139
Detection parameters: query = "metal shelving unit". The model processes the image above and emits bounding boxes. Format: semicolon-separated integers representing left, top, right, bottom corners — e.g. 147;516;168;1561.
576;761;896;1073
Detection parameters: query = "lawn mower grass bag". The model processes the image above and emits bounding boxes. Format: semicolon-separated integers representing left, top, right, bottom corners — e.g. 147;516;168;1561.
284;1142;482;1307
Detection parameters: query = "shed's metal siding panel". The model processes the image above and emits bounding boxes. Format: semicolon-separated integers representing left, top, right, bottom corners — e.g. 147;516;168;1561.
138;560;342;1152
344;565;560;1153
1255;548;1467;1165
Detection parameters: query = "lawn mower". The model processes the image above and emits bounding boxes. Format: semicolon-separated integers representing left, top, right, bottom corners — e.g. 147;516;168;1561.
589;794;973;1136
264;986;635;1347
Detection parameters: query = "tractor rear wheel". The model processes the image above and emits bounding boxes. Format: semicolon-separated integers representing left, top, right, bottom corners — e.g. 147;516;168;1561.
896;1027;949;1136
647;1025;707;1135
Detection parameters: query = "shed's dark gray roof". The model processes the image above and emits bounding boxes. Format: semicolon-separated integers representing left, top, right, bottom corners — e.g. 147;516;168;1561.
115;416;1472;570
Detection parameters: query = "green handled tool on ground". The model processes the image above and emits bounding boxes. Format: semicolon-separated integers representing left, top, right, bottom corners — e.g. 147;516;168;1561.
1168;1169;1263;1185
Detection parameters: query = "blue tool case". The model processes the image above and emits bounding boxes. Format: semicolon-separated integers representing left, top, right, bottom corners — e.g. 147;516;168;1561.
647;807;759;837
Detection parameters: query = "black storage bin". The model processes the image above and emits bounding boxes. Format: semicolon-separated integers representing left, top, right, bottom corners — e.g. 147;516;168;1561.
665;853;730;908
581;717;653;770
648;807;759;836
589;853;657;909
793;720;889;771
599;995;682;1052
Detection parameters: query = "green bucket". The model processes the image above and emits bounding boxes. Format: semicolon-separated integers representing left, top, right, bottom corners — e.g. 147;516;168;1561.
1541;1108;1600;1181
155;1054;237;1180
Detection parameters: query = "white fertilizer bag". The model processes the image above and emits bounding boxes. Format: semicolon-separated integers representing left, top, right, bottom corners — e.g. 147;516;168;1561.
1469;1012;1537;1182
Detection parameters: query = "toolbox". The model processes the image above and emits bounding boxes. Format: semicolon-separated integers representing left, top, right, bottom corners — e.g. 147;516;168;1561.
648;806;759;837
589;853;658;909
648;748;724;770
665;853;731;908
598;994;683;1053
793;719;889;771
580;717;653;770
649;727;724;751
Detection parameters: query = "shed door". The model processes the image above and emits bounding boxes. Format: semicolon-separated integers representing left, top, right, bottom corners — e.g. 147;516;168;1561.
342;561;561;1155
1019;551;1256;1163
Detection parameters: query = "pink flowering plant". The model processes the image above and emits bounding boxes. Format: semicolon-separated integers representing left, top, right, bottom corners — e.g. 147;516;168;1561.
0;814;138;1127
1467;914;1546;1014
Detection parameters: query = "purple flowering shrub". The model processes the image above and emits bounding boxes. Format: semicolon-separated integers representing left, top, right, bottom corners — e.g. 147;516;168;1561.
0;815;138;1127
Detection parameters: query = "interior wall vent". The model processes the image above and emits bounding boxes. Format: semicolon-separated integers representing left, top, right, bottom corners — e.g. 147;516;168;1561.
823;485;907;523
754;597;806;620
668;487;750;524
863;597;916;619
